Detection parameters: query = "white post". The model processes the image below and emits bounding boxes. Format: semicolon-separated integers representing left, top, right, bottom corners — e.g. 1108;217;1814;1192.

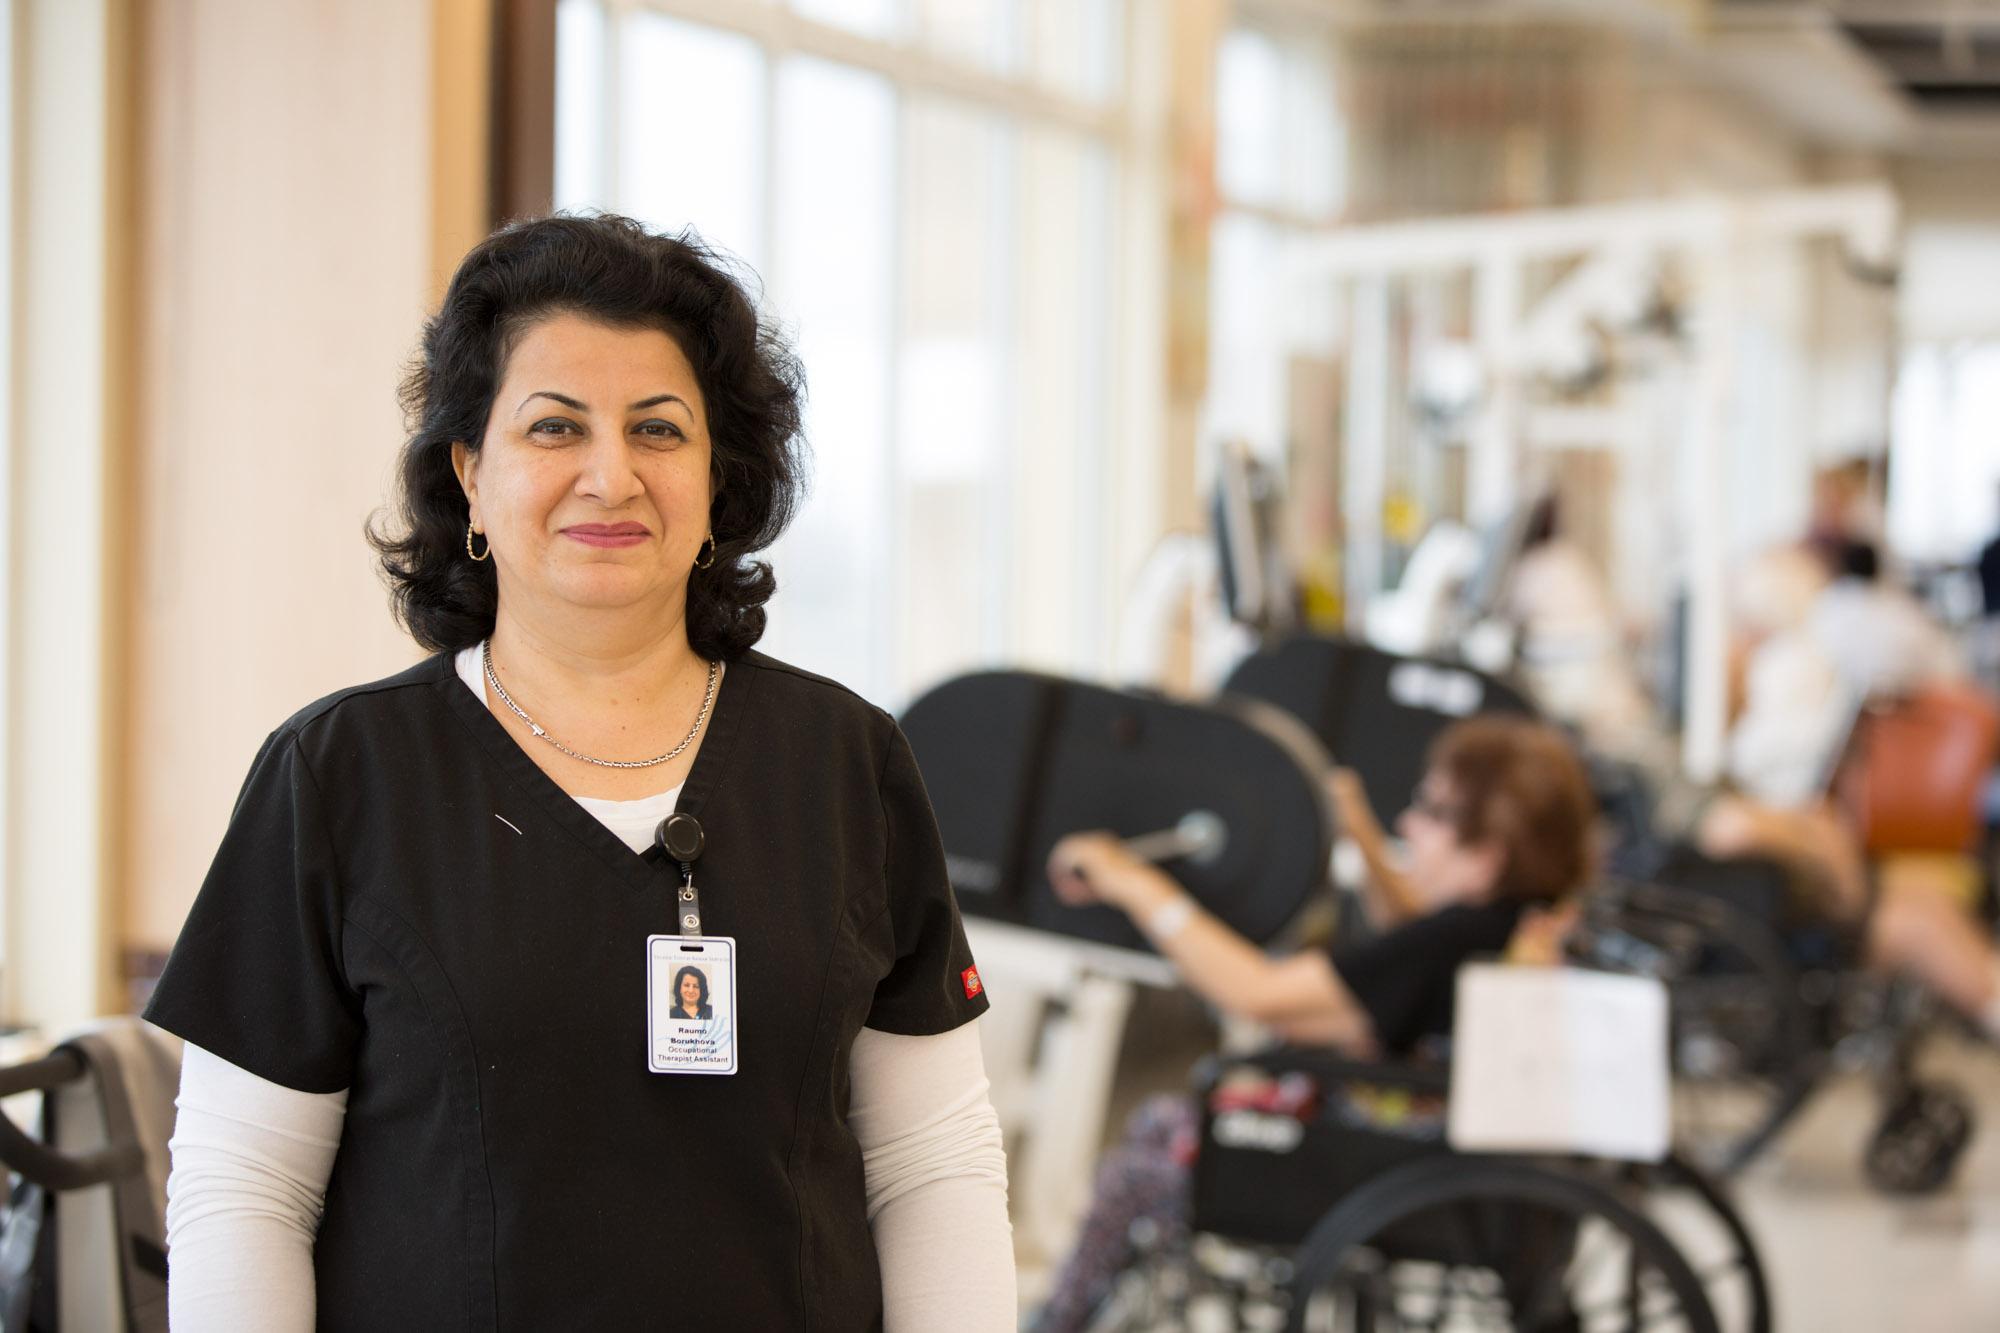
963;919;1178;1270
0;0;13;1006
1017;974;1135;1263
1469;251;1523;526
1683;236;1740;784
1343;275;1390;630
4;0;121;1030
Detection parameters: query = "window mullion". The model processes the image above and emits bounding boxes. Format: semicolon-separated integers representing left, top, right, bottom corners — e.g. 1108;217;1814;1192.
985;117;1017;666
890;0;914;714
613;0;1121;141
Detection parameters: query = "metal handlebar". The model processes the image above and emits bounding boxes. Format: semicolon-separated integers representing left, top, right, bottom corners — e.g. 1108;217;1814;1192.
1120;810;1229;867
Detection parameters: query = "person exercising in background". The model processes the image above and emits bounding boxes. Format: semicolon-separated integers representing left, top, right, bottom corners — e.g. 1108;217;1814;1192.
1050;715;1592;1058
1032;716;1594;1332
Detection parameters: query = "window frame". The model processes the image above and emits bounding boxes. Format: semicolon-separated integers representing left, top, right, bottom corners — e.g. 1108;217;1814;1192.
601;0;1127;143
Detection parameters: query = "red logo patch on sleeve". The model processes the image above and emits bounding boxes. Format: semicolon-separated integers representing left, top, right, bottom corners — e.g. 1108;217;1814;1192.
961;965;984;999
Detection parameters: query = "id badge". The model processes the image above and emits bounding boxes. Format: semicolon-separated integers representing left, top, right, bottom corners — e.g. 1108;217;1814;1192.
647;935;738;1075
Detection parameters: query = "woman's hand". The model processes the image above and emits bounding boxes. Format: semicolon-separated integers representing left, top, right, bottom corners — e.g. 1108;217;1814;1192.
1326;766;1423;926
1047;832;1153;911
1326;766;1373;835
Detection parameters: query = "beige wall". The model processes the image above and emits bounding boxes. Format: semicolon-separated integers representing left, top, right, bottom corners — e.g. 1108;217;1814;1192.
124;0;458;950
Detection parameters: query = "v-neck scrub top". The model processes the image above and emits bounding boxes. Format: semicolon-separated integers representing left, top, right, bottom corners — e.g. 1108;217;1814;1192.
145;650;990;1331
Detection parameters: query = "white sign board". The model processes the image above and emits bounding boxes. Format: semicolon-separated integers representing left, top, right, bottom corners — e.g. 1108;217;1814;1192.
1447;964;1671;1162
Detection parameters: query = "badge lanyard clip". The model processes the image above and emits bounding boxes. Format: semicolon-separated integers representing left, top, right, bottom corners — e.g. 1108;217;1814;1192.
657;812;707;938
677;865;702;938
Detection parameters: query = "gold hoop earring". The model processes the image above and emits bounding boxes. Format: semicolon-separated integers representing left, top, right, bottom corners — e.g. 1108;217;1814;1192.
466;524;490;562
694;531;716;570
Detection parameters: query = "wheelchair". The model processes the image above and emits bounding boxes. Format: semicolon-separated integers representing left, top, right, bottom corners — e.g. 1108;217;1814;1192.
1084;1047;1770;1333
1573;861;1979;1194
1580;680;2000;1191
0;1018;179;1333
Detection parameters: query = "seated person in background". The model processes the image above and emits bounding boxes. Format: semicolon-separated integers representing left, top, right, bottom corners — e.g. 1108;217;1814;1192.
1029;717;1594;1333
1697;795;2000;1039
1507;494;1661;766
1698;540;2000;1035
1727;540;1962;807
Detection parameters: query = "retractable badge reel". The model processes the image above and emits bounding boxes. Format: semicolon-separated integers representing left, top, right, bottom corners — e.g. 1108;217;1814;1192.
645;812;739;1075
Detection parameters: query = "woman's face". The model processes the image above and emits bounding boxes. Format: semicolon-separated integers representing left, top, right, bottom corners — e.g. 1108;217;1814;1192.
1394;771;1504;910
680;972;702;1009
453;313;714;627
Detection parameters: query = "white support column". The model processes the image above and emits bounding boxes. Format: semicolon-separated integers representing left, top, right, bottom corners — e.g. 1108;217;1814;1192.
0;0;13;1002
963;919;1175;1268
1469;251;1523;526
1016;973;1134;1262
1343;275;1390;630
1683;237;1740;784
4;0;123;1030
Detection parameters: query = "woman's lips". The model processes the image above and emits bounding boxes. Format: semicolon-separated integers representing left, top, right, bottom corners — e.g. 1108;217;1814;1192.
563;523;650;548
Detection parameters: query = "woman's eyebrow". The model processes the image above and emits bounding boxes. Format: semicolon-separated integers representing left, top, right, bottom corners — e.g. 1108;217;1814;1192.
515;390;690;415
518;390;587;415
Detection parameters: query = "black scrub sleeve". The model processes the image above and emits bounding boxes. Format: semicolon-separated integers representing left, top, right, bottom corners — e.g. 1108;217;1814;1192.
864;723;992;1036
144;729;361;1094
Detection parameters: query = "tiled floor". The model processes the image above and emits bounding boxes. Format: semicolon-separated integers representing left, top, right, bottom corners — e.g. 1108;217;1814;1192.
1727;1035;2000;1332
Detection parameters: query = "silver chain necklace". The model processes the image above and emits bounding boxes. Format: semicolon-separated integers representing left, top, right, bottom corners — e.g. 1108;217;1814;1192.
482;639;718;770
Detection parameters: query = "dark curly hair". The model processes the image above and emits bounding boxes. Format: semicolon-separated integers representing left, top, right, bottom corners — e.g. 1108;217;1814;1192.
370;214;807;658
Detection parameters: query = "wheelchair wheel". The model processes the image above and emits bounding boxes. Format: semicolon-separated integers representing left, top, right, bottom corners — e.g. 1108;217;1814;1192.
1864;1079;1975;1195
1080;1236;1298;1333
1579;883;1818;1176
1286;1157;1722;1333
1624;1155;1771;1333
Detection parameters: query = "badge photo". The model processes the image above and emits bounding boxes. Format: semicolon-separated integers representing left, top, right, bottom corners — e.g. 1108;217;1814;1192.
647;935;739;1075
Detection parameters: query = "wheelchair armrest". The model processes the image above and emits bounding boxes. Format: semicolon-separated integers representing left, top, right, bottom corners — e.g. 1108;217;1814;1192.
0;1046;149;1193
0;1047;81;1099
1192;1046;1451;1099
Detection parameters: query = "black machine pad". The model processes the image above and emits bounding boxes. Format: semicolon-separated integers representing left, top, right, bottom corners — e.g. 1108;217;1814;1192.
901;671;1335;953
1222;635;1535;823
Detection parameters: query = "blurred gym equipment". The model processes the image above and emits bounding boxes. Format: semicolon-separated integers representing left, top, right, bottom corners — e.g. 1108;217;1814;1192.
902;670;1338;1264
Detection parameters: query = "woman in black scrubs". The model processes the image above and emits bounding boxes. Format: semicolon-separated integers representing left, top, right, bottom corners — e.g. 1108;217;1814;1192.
147;216;1012;1331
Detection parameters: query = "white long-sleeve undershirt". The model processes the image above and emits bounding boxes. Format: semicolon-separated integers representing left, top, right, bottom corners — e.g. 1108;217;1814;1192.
163;653;1013;1330
164;1050;346;1331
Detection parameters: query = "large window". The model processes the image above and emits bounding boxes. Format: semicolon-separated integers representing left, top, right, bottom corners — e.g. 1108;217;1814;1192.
1888;226;2000;565
1203;20;1346;611
1205;22;1345;466
1889;342;2000;564
556;0;1125;708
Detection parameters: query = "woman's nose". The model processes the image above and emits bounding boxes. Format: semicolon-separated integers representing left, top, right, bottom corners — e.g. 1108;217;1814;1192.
576;432;645;504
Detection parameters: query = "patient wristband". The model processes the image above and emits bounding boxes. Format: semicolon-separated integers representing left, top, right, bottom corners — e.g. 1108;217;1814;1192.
1145;895;1197;943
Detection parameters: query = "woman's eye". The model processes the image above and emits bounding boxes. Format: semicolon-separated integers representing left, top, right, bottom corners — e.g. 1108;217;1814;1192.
634;419;686;444
528;417;578;439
